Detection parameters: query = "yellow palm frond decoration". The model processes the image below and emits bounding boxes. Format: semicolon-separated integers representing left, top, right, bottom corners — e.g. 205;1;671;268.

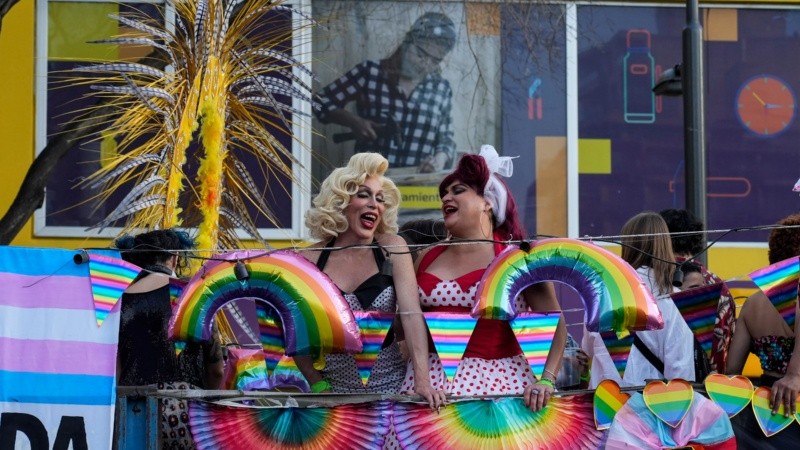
76;0;317;249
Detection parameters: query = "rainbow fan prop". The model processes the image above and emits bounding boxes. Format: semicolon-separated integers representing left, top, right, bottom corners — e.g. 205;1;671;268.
224;347;271;391
423;312;478;384
670;282;723;361
169;250;362;365
87;253;141;326
352;311;395;386
600;331;634;377
508;312;560;380
474;238;663;333
189;400;392;449
392;396;604;449
749;256;800;327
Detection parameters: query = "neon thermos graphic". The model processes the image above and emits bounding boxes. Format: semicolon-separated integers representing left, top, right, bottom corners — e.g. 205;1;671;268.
623;29;656;124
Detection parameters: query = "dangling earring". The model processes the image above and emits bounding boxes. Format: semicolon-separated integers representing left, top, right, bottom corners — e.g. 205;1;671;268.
480;210;491;239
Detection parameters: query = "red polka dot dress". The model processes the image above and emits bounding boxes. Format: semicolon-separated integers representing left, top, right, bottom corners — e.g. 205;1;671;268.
399;243;535;396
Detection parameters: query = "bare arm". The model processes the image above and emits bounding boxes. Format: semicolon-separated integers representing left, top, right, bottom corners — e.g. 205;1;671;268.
293;355;327;389
383;234;446;409
326;109;378;142
769;301;800;415
725;313;752;376
522;282;566;411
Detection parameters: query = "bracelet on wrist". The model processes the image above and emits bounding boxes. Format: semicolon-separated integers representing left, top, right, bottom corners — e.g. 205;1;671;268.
311;379;331;393
543;368;558;380
536;377;555;389
580;372;591;382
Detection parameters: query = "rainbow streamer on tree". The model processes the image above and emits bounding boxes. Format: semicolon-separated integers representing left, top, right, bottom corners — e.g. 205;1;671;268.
423;312;478;384
600;331;634;377
256;305;286;373
88;253;141;326
670;282;723;361
224;347;271;391
169;250;362;367
508;312;560;380
353;311;394;386
189;400;392;449
749;256;800;327
393;396;604;449
474;238;663;334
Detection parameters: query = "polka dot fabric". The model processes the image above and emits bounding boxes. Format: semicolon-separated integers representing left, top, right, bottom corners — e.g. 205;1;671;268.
321;287;406;394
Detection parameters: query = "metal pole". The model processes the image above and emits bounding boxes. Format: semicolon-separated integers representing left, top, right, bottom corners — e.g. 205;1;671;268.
682;0;708;265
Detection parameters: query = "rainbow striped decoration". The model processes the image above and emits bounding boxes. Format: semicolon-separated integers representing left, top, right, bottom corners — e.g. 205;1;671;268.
393;396;605;449
353;311;394;386
88;253;141;326
224;347;271;391
704;374;754;418
593;379;631;430
670;282;723;361
749;256;800;327
508;312;560;380
1;247;122;448
169;250;362;364
271;355;310;392
752;386;794;437
169;278;188;356
423;312;478;383
474;238;663;334
256;304;285;373
189;400;392;449
642;379;694;428
600;331;634;377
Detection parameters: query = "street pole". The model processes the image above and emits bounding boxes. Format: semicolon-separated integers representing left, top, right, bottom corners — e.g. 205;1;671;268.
683;0;708;265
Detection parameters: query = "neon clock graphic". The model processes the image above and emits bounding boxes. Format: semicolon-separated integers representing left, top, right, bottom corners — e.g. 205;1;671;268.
736;75;796;137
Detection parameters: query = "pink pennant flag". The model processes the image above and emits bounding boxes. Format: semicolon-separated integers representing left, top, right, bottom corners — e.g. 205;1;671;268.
423;312;478;384
353;311;395;386
89;253;141;326
749;256;800;327
509;312;560;380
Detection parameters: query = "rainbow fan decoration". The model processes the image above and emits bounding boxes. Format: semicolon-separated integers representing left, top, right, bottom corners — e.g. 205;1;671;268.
169;250;362;366
670;282;723;361
474;238;663;333
224;347;271;391
508;312;560;380
392;396;604;449
423;312;478;384
88;253;141;326
600;331;634;377
189;400;392;449
256;305;286;373
352;311;395;386
749;256;800;327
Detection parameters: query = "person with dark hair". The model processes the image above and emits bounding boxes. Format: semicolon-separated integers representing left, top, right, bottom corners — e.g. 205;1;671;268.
314;12;457;172
584;212;695;387
398;145;566;412
115;229;224;449
679;261;706;291
727;213;800;448
398;218;447;260
660;208;736;373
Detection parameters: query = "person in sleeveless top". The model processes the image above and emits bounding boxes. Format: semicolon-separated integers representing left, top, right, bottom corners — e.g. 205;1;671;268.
295;152;445;409
398;145;566;412
115;229;224;450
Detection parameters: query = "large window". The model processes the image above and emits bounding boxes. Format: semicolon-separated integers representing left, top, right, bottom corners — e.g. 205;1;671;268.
35;0;312;240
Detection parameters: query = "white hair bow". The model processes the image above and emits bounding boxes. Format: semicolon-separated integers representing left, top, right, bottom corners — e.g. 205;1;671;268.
478;145;517;226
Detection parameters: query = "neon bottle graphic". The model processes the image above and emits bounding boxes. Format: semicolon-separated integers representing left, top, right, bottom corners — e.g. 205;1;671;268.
623;29;656;124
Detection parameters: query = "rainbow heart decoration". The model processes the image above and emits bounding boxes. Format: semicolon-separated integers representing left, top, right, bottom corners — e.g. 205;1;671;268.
704;374;754;418
752;386;794;437
642;379;694;428
593;379;631;430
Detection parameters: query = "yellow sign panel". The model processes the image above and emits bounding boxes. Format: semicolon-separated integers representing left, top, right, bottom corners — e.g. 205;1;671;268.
399;186;441;209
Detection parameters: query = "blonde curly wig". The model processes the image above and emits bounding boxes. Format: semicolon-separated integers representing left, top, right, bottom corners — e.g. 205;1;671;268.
305;153;401;241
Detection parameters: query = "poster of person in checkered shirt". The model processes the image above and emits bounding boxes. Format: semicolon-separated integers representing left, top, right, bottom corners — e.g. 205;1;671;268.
314;12;457;174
